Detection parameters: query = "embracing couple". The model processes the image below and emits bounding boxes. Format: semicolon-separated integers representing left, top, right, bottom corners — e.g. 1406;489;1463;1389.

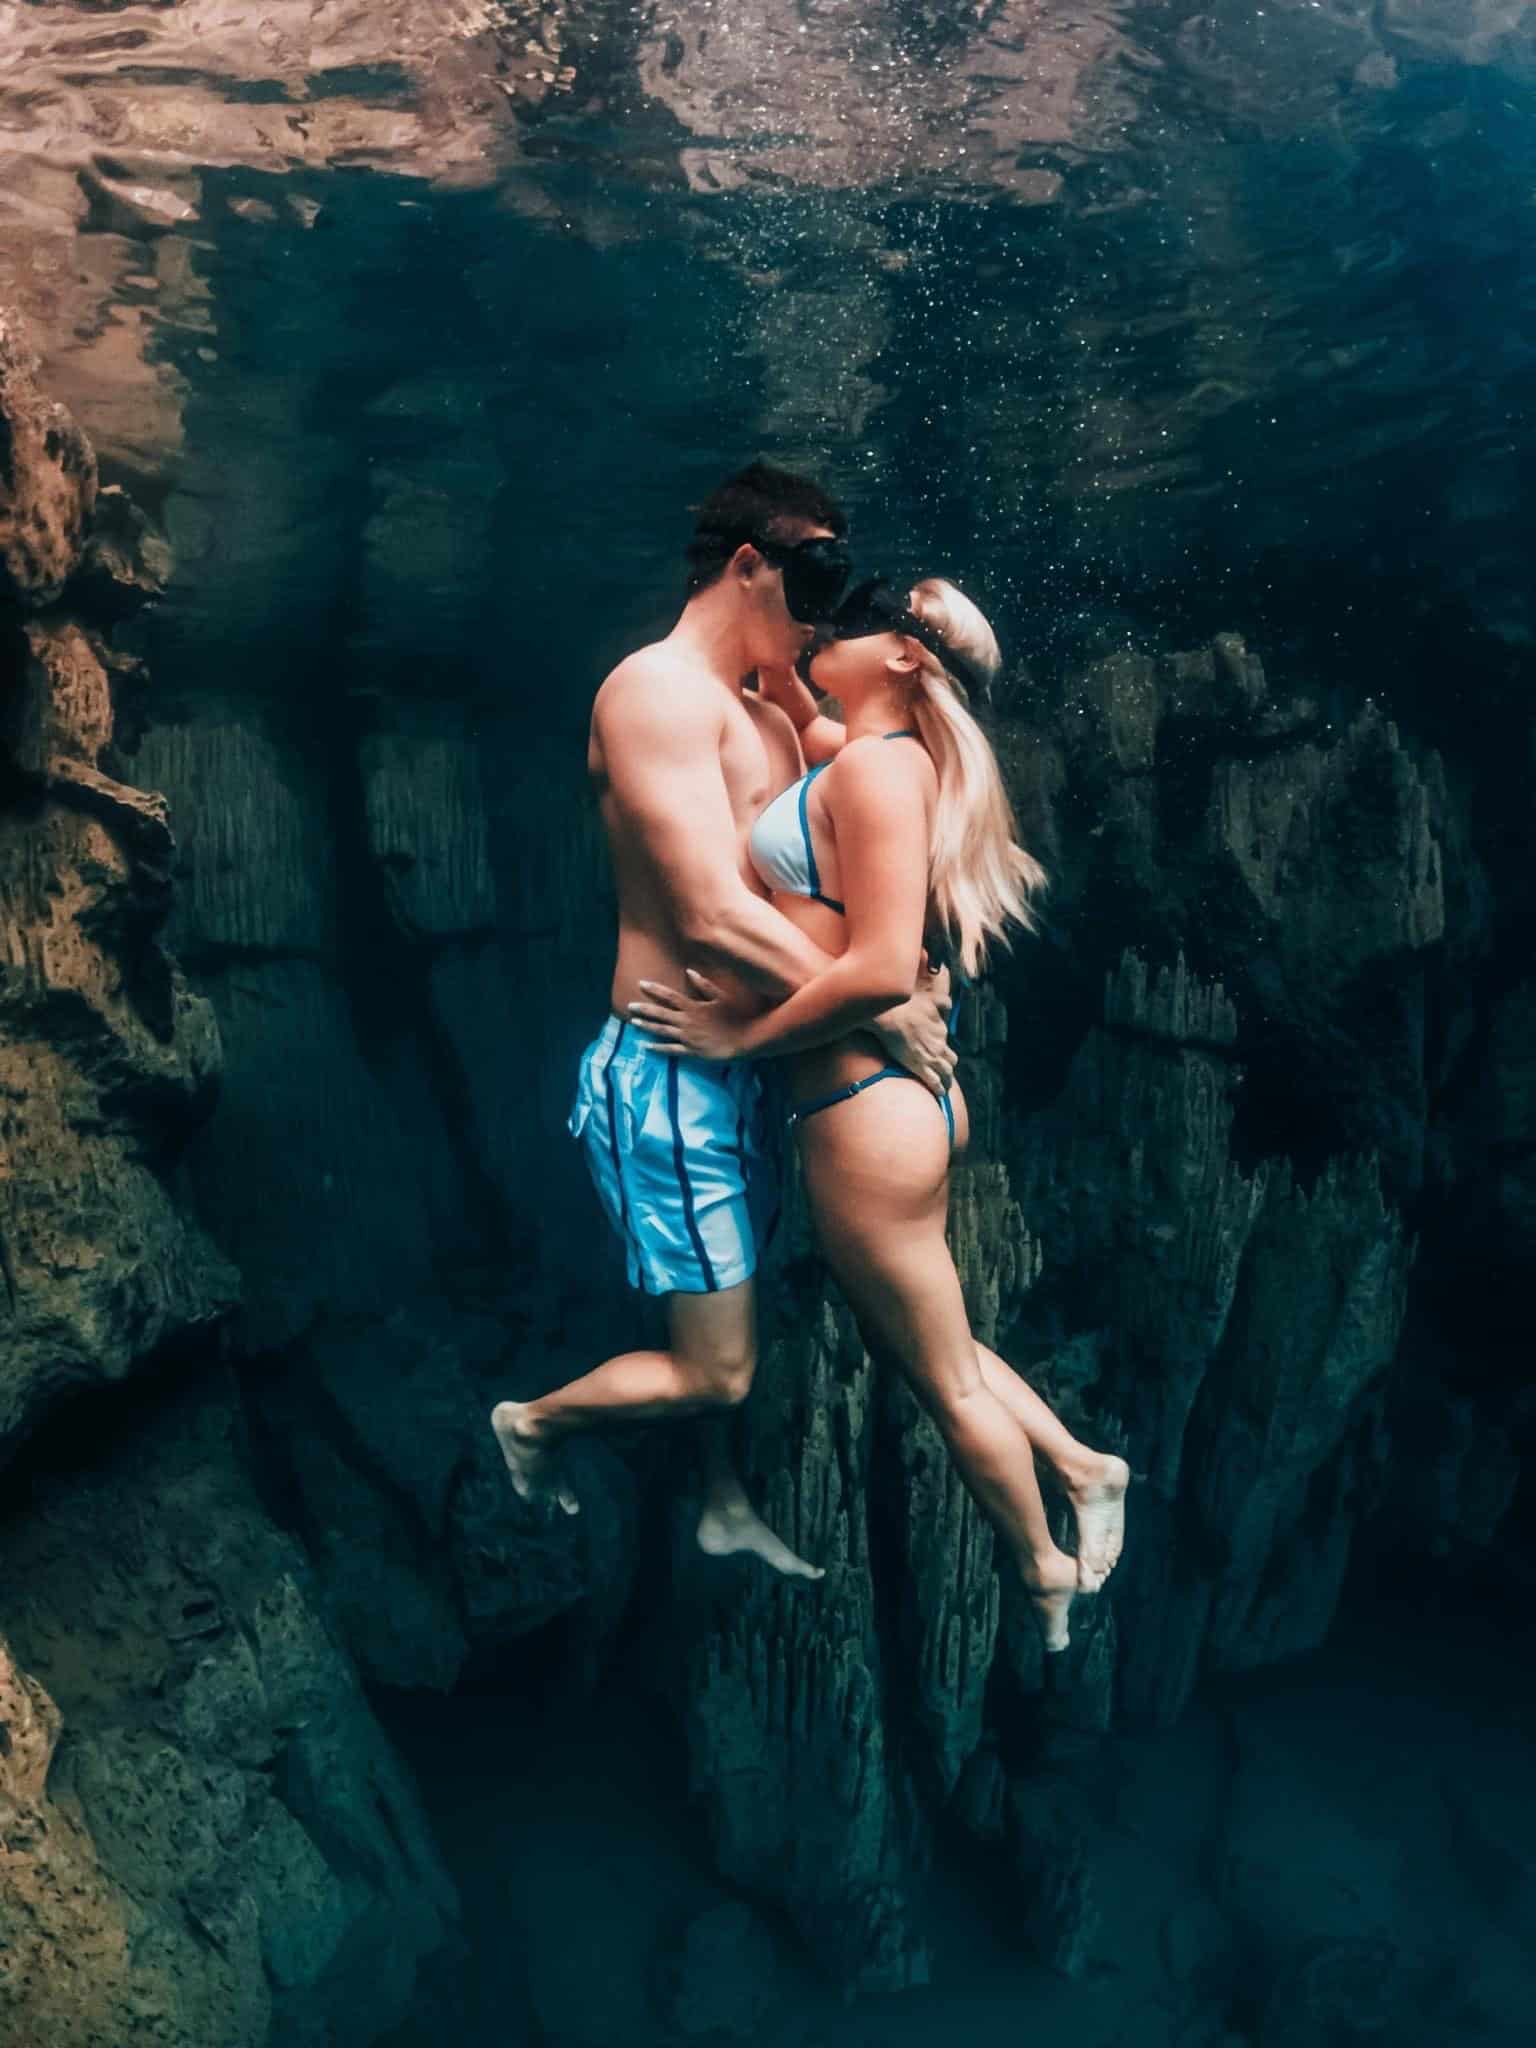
493;463;1127;1651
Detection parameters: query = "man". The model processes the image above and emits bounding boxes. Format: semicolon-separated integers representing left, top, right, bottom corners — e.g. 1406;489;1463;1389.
492;462;954;1575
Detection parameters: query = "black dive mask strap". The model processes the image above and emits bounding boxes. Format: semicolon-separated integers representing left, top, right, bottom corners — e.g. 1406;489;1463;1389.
831;579;993;704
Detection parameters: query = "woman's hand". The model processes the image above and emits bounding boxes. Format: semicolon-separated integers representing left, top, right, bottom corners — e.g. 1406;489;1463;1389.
754;663;807;719
628;972;746;1061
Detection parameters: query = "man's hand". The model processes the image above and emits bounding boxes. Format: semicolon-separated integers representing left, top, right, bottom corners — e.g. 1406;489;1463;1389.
869;962;956;1099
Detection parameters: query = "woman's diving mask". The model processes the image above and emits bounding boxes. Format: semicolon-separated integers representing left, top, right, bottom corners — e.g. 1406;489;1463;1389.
813;577;993;703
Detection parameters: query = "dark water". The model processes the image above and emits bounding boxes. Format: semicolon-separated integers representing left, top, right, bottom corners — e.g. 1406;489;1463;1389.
7;4;1535;2044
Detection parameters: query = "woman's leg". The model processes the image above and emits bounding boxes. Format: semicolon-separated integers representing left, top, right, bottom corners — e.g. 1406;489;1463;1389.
798;1082;1085;1649
973;1347;1130;1582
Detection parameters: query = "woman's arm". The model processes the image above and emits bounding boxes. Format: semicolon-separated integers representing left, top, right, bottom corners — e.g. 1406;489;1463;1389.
627;739;952;1082
728;739;933;1059
755;663;847;767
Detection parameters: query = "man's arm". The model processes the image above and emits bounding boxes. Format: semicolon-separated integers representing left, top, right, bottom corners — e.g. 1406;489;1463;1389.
754;664;846;767
605;665;953;1089
602;668;839;999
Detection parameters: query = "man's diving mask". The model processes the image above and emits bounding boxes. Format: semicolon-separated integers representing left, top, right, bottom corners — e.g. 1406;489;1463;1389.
747;532;854;624
818;577;993;704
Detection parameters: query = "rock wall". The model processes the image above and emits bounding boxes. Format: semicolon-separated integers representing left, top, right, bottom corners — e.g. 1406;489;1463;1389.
0;314;458;2046
1;309;233;1450
673;643;1453;1989
5;265;1532;2035
0;1373;457;2048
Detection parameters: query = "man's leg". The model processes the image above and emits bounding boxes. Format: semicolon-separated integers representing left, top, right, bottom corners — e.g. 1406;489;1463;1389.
492;1283;822;1579
492;1279;757;1509
685;1291;823;1581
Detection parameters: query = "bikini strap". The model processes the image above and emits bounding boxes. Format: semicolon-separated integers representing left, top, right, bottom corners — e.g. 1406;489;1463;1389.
881;728;920;740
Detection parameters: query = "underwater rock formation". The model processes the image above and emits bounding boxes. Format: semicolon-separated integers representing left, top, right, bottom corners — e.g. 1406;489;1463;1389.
0;315;458;2044
131;686;636;1692
0;314;233;1450
5;131;1530;2015
0;1374;457;2048
47;563;1466;2014
0;311;97;605
673;638;1434;1985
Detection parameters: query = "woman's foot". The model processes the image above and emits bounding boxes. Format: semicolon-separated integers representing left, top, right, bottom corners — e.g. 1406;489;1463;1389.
696;1493;825;1581
490;1402;579;1515
1064;1452;1130;1587
1024;1549;1083;1653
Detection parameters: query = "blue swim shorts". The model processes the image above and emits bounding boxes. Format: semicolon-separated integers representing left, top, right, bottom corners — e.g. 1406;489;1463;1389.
568;1015;781;1297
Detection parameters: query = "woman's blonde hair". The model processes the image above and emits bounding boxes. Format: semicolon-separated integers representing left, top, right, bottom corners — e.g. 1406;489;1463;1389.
903;578;1047;977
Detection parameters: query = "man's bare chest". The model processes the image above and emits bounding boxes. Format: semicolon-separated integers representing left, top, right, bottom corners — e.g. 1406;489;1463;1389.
720;699;800;831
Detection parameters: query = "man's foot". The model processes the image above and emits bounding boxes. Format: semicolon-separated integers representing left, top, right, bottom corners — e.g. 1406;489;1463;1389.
490;1402;579;1515
1064;1452;1130;1587
1024;1549;1083;1654
696;1495;825;1581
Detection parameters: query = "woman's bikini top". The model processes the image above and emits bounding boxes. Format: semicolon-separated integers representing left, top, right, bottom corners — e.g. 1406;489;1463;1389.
748;729;919;915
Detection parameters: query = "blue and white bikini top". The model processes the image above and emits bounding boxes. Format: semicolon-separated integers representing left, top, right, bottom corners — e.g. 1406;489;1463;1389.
748;729;920;915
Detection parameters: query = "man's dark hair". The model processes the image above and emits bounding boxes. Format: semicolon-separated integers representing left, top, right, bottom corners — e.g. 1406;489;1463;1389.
684;460;848;597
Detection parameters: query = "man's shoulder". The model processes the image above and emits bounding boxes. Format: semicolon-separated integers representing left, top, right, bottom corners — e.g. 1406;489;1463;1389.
595;642;721;734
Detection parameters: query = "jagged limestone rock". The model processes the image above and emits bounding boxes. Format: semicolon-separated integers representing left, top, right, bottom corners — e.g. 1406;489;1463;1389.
1008;947;1414;1725
130;718;447;1346
247;1303;640;1691
1198;698;1445;1196
0;1374;459;2048
358;706;560;1261
996;627;1451;1733
1;612;234;1454
1;348;464;2046
0;310;97;606
1187;1154;1410;1671
881;1375;1001;1799
1021;641;1446;1200
71;483;175;618
1013;952;1265;1505
131;697;635;1688
681;1282;926;1993
359;721;497;942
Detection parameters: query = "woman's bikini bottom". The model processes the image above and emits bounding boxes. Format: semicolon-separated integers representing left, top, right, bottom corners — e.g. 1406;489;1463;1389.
787;1065;957;1152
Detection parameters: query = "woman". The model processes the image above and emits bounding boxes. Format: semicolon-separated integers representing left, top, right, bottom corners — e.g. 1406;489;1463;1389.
629;577;1129;1650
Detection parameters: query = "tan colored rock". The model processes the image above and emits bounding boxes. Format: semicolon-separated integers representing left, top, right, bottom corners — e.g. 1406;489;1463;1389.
1;613;235;1454
0;1373;458;2048
0;309;97;605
